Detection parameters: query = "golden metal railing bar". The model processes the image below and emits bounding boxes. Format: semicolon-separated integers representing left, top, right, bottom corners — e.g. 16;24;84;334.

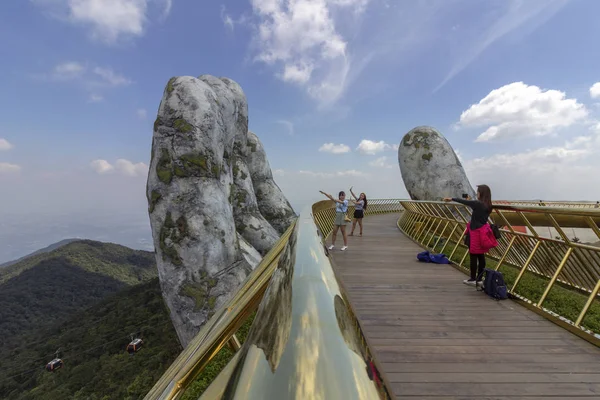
396;200;600;346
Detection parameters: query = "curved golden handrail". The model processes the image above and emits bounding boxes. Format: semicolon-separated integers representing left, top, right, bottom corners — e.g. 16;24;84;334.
144;222;296;400
397;199;600;346
199;208;395;399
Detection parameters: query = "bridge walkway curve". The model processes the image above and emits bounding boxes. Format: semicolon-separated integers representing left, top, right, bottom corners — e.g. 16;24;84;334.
330;212;600;399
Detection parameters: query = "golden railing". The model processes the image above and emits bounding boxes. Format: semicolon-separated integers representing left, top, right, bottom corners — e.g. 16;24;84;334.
145;206;395;400
312;198;404;239
398;200;600;345
144;221;295;400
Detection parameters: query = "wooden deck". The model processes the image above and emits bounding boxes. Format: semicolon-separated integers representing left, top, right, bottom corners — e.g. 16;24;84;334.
331;213;600;399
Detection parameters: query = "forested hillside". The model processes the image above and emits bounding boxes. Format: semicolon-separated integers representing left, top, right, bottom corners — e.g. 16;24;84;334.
0;240;157;345
0;278;182;400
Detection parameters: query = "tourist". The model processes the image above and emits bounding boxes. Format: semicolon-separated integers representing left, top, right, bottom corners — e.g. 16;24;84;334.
443;184;497;286
349;186;367;236
319;190;349;251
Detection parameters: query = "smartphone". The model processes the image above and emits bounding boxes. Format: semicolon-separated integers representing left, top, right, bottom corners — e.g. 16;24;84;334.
462;193;469;199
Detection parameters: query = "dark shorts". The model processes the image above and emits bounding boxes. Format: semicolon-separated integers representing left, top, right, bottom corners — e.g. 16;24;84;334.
353;209;364;219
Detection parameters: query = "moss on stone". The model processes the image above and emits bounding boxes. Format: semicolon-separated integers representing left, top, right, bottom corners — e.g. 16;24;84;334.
238;222;247;232
229;184;235;204
174;119;193;133
422;152;433;161
236;191;247;207
156;149;173;184
424;144;430;150
167;77;176;94
232;164;240;177
158;212;187;266
415;142;421;149
174;166;186;177
177;152;222;178
208;278;217;288
207;296;217;309
248;141;257;153
240;170;248;180
182;153;207;168
201;270;208;279
176;216;188;236
153;117;162;132
149;190;161;213
220;238;225;244
402;134;412;147
255;188;264;200
181;283;207;310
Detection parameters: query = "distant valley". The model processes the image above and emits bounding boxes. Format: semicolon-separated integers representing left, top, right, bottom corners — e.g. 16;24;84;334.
0;239;183;399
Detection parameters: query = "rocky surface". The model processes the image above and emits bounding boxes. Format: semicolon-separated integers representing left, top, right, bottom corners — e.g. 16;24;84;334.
147;75;295;347
398;126;476;201
246;131;297;234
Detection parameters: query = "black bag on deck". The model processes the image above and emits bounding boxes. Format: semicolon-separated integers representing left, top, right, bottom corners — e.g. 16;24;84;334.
480;268;508;300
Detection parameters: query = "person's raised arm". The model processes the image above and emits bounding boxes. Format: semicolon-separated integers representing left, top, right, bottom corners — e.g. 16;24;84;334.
349;186;358;201
319;190;344;204
443;196;479;209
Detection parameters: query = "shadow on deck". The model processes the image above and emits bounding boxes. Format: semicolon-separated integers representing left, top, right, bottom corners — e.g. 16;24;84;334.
330;213;600;399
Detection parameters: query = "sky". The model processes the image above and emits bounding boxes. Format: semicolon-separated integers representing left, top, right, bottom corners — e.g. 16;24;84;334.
1;0;600;262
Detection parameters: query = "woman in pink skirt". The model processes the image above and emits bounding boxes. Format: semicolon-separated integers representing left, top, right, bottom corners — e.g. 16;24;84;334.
444;184;498;286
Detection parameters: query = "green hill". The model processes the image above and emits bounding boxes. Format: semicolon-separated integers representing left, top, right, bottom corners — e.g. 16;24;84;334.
0;238;79;268
0;278;182;400
0;239;157;285
0;240;157;348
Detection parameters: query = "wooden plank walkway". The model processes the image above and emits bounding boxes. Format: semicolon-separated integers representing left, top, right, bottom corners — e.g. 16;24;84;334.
330;213;600;399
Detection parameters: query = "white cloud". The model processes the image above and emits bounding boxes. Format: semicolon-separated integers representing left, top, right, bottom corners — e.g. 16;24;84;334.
299;169;368;178
319;143;351;154
275;120;294;136
591;82;600;99
250;0;366;106
88;93;104;102
221;5;234;31
53;61;86;80
465;146;591;173
0;139;14;151
356;139;394;155
115;159;148;177
90;159;115;174
33;0;173;44
0;163;21;174
458;82;588;142
369;156;392;168
38;62;132;100
273;169;285;176
136;108;148;119
90;159;148;177
92;67;132;86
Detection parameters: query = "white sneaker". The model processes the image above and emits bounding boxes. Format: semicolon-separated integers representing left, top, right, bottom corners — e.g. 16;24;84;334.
341;246;348;251
328;245;335;250
463;279;476;286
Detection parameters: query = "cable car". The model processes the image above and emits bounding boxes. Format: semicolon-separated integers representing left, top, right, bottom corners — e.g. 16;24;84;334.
45;358;63;372
126;338;143;354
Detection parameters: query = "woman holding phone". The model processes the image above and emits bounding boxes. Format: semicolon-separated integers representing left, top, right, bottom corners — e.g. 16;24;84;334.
444;184;497;286
349;186;367;236
319;190;349;251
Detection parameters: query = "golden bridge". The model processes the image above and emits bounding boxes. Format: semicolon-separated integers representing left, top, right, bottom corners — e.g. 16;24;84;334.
145;199;600;399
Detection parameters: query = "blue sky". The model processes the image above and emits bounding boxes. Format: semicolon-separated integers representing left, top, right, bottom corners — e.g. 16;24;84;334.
1;0;600;261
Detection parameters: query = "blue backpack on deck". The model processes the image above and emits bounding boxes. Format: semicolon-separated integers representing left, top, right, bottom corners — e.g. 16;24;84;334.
417;251;449;264
480;268;508;300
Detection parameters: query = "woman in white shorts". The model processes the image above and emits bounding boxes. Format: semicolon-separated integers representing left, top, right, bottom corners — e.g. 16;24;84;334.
319;190;349;251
